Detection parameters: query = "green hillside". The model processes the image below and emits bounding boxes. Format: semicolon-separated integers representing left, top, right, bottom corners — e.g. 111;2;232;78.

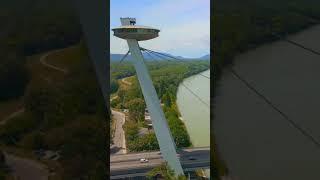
0;1;107;179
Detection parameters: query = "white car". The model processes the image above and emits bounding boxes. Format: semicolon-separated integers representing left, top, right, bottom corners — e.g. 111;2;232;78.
140;158;149;163
177;154;181;159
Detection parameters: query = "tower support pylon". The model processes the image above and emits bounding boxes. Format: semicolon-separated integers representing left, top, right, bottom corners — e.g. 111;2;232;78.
113;18;184;176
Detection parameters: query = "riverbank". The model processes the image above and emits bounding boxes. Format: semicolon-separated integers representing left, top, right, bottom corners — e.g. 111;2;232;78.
111;61;210;152
176;69;210;147
176;69;212;178
212;23;320;179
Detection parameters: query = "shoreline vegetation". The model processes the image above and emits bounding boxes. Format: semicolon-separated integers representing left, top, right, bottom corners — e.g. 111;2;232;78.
213;0;320;178
110;60;210;152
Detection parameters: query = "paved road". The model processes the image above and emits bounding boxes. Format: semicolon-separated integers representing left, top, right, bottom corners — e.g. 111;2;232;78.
110;147;210;178
110;110;127;154
4;152;49;180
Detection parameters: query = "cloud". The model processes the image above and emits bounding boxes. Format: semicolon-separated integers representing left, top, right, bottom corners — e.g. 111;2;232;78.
110;0;210;58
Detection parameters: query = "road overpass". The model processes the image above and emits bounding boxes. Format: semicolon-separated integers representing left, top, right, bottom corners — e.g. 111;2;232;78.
110;147;210;179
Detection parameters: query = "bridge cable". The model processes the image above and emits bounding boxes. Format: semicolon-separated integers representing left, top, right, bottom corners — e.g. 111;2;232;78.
143;49;161;63
180;83;210;108
142;49;210;108
111;50;130;73
229;68;320;148
272;33;320;56
142;48;210;79
141;47;210;80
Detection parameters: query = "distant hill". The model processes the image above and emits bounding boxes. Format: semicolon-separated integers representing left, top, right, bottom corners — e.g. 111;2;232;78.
199;54;210;60
110;53;210;62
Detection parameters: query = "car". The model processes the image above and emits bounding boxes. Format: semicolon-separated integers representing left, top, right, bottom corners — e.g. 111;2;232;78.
188;156;196;160
140;158;149;163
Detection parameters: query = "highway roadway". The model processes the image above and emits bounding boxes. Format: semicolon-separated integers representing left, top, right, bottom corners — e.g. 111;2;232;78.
110;147;210;179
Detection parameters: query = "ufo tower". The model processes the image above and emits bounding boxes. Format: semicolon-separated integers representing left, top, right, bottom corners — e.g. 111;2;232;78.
112;18;184;176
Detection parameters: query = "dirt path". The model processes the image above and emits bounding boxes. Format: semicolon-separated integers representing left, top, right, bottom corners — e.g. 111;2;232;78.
121;77;132;86
0;108;25;125
39;50;68;74
110;110;127;154
110;95;118;102
1;49;67;126
1;48;69;179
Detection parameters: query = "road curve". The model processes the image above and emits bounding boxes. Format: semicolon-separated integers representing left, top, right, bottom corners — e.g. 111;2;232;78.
1;48;69;180
39;50;68;74
121;77;132;86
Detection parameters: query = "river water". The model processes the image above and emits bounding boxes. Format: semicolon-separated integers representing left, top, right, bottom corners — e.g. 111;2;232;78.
176;69;210;147
214;25;320;180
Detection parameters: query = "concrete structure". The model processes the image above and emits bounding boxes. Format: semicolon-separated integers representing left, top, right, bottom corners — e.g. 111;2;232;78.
112;17;184;176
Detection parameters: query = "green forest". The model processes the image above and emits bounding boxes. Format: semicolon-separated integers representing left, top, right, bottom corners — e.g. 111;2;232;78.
0;0;107;179
214;0;320;79
110;60;209;152
0;0;81;101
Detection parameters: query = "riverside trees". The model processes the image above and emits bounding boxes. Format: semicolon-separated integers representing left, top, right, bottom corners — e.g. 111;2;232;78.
111;60;209;152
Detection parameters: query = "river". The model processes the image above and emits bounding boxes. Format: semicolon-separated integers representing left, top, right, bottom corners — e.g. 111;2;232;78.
213;25;320;180
176;69;210;147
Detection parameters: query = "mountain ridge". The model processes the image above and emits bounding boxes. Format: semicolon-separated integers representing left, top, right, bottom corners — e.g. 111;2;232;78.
110;52;210;61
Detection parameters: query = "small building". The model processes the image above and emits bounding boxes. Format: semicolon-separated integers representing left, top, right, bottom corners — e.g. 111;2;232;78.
145;115;151;121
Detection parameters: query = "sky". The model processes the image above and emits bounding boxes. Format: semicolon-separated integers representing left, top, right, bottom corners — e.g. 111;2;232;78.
110;0;210;58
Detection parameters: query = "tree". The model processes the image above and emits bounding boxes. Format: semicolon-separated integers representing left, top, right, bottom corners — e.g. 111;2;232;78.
24;82;66;128
110;79;119;94
117;88;126;108
128;133;159;151
125;98;146;122
146;162;187;180
123;121;139;141
162;92;172;107
58;116;107;180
